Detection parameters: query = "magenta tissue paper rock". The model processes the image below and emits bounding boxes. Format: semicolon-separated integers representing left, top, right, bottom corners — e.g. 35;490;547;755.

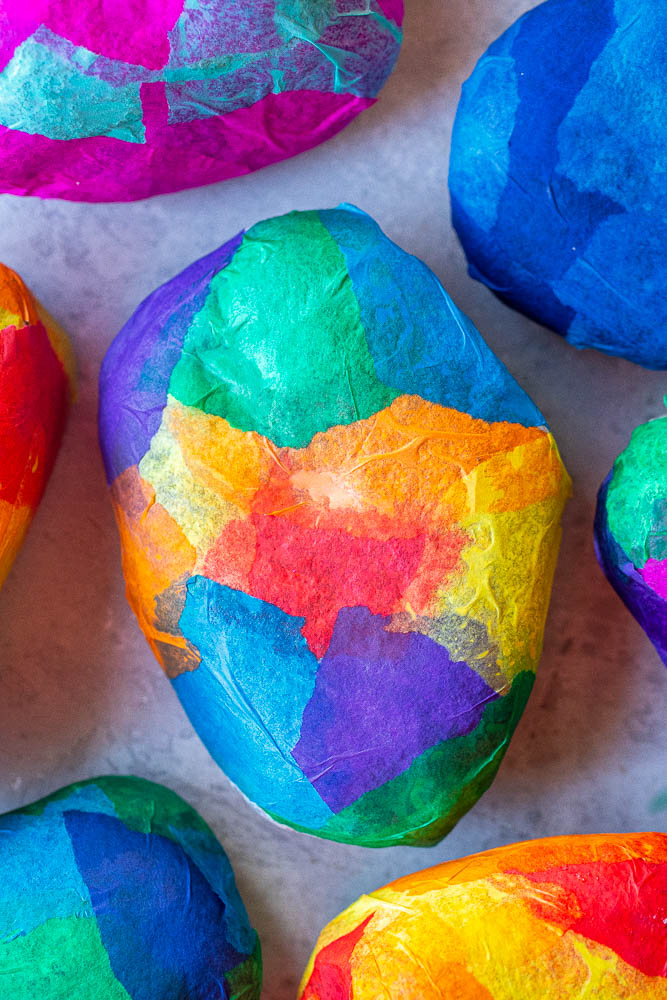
0;0;403;201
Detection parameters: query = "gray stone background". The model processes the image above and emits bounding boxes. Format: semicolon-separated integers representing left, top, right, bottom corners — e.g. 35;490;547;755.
0;1;665;996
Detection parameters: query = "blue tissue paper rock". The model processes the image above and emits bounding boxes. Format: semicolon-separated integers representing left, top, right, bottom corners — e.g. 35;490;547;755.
0;776;261;998
448;0;667;370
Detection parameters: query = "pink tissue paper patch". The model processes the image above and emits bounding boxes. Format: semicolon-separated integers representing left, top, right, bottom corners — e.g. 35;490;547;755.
0;0;403;201
0;91;373;201
641;558;667;599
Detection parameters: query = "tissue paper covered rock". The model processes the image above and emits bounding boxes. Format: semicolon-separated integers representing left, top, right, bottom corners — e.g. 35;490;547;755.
0;262;73;588
595;415;667;666
449;0;667;370
0;776;261;998
99;205;571;848
0;0;403;202
299;833;667;998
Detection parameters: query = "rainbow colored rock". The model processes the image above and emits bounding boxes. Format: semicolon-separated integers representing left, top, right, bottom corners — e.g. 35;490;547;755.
449;0;667;370
299;833;667;998
595;415;667;667
0;0;402;202
0;776;261;998
0;262;73;588
99;205;571;848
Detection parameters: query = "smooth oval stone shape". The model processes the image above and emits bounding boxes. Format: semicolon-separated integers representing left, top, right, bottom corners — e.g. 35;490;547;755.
595;415;667;667
0;262;73;588
0;776;261;998
0;0;403;202
299;832;667;998
99;205;571;848
449;0;667;370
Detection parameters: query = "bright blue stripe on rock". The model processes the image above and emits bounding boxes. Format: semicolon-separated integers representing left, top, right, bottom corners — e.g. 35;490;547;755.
0;812;92;940
448;20;521;234
557;0;667;214
174;576;334;828
319;205;545;428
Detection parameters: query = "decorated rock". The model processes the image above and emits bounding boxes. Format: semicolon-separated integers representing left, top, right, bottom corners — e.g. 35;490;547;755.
299;833;667;998
449;0;667;370
595;415;667;666
0;0;403;202
0;262;73;588
0;776;261;998
99;205;571;848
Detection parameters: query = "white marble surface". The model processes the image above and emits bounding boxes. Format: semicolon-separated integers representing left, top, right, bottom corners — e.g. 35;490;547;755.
0;1;665;996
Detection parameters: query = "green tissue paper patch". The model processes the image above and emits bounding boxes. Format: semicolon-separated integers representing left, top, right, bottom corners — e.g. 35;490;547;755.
168;210;398;448
607;418;667;567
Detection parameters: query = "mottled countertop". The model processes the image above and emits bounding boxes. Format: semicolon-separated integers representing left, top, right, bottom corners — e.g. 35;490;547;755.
1;1;665;996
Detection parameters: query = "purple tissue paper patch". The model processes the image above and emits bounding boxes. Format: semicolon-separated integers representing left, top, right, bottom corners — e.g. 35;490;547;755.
292;606;498;812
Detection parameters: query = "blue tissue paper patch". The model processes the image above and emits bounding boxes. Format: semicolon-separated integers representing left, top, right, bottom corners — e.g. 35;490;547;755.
0;776;261;998
449;0;667;370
